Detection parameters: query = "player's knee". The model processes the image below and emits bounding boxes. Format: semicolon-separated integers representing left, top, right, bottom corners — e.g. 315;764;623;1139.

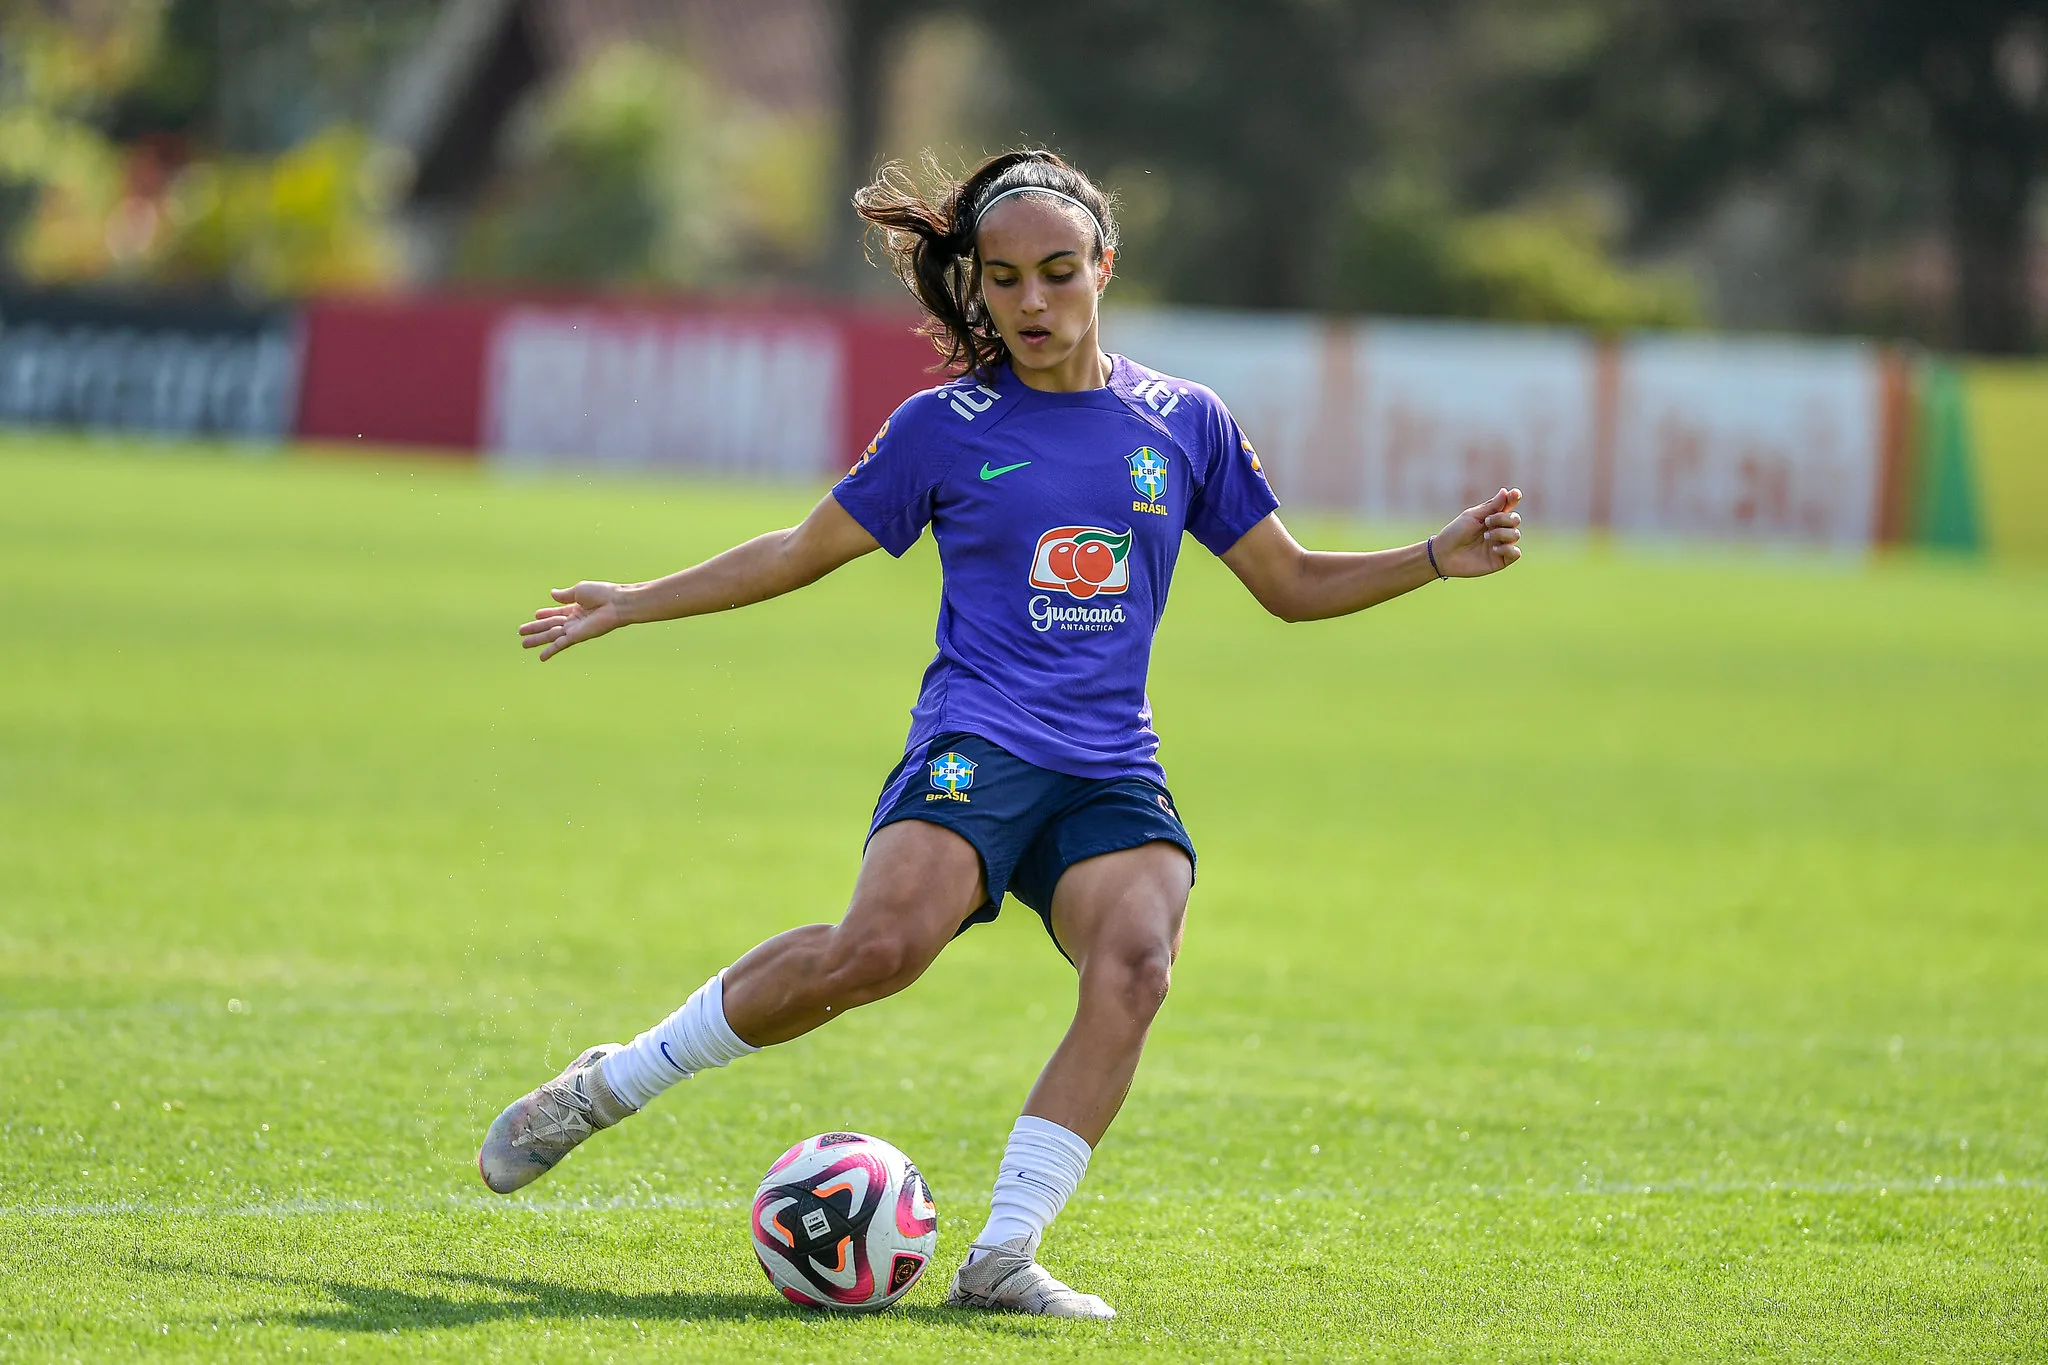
1133;950;1173;1016
827;924;931;1002
1094;941;1173;1023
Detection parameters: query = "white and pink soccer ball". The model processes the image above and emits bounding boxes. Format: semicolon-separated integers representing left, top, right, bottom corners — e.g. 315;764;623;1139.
750;1131;938;1311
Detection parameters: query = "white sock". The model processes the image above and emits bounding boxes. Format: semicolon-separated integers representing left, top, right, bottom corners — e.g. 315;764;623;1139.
599;972;760;1109
969;1115;1093;1262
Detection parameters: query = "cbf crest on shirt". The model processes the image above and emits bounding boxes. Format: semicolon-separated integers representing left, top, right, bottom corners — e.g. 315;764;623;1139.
832;355;1278;784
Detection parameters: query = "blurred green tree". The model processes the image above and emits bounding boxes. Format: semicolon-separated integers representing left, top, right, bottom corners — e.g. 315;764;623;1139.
453;42;701;288
0;0;427;296
983;0;1381;310
1330;182;1698;328
979;0;1695;327
830;0;948;291
981;0;2042;345
451;41;834;289
0;0;159;280
1498;0;2047;352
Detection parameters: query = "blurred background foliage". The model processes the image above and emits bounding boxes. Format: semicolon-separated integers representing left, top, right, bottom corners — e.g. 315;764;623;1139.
0;0;414;294
0;0;2042;350
452;42;831;289
1330;184;1701;329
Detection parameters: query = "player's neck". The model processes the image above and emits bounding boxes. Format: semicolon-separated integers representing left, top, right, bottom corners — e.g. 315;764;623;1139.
1011;326;1110;394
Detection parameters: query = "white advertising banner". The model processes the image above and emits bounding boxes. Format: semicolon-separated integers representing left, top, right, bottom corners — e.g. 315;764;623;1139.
1350;321;1598;527
1609;335;1884;547
1109;306;1890;546
1109;309;1597;525
484;307;843;478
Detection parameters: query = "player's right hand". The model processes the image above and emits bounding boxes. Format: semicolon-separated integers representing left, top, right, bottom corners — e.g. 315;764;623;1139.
518;581;629;661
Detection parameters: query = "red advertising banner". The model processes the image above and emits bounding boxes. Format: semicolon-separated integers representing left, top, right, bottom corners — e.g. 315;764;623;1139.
296;294;499;451
293;292;935;472
842;311;945;465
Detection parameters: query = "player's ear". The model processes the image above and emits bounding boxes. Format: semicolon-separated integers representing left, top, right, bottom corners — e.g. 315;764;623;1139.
1096;247;1114;293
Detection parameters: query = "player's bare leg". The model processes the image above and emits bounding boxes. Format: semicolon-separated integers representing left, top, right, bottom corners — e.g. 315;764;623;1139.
479;820;982;1192
948;841;1191;1319
1028;841;1192;1144
719;819;985;1045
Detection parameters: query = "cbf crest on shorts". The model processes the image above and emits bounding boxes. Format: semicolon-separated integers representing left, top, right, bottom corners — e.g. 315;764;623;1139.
927;751;976;803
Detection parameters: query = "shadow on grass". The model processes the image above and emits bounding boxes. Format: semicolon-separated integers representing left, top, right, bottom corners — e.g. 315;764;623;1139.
136;1261;1060;1337
290;1270;786;1331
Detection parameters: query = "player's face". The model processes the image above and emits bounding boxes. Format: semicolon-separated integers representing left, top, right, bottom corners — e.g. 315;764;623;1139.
976;198;1113;383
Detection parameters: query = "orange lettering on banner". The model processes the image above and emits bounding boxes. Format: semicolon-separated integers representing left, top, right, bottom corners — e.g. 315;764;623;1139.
1459;431;1515;510
1653;413;1707;528
1589;341;1620;530
1383;401;1438;516
1304;321;1362;509
1734;445;1793;529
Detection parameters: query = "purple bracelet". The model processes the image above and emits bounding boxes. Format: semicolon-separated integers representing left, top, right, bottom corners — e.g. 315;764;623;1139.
1425;535;1447;580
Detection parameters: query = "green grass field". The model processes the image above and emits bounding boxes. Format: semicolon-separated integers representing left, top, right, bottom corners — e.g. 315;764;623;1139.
2;436;2043;1362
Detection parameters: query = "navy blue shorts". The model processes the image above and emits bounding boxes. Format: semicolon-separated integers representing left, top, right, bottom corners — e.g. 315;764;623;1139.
867;731;1196;955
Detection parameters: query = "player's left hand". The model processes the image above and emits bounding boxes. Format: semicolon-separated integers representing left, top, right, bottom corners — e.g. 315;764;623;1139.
1432;488;1522;577
519;580;630;660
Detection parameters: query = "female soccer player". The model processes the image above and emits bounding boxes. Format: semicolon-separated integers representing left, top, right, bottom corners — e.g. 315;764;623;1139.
479;150;1522;1318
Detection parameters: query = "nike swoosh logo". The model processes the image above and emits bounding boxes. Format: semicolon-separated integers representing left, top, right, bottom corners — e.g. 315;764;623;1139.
979;460;1031;481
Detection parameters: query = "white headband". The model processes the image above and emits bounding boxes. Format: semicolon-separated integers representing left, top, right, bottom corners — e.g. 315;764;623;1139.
973;185;1107;245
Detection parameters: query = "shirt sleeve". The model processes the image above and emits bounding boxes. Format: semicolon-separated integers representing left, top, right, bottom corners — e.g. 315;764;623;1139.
1185;393;1280;556
829;395;951;557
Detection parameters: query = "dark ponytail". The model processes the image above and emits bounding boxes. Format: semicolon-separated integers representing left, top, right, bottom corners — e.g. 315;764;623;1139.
854;150;1119;377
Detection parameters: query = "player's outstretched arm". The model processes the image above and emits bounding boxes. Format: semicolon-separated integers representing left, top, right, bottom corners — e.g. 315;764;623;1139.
1221;488;1522;623
518;491;880;661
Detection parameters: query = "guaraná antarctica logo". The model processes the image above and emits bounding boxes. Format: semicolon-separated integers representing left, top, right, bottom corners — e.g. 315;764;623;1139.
927;751;975;802
1029;526;1131;600
1028;525;1132;634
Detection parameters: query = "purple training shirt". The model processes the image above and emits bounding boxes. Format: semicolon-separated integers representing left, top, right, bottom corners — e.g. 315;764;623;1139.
831;354;1280;783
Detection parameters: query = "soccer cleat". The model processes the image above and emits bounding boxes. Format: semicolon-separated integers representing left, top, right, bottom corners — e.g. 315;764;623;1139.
945;1235;1116;1320
477;1044;637;1194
